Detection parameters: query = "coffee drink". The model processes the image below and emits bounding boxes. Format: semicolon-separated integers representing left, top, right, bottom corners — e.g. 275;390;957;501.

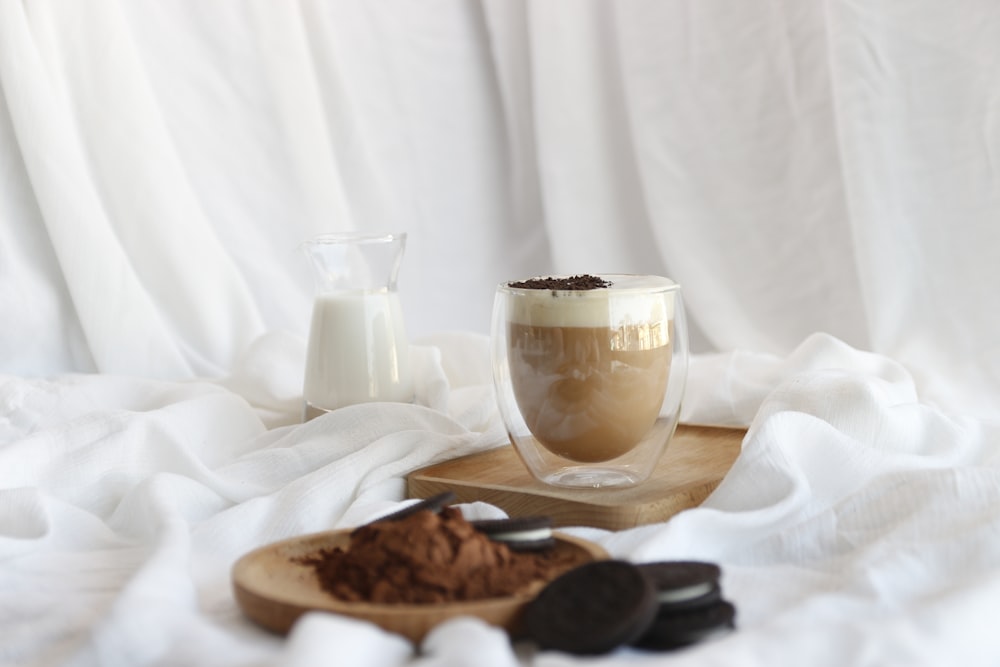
504;276;675;463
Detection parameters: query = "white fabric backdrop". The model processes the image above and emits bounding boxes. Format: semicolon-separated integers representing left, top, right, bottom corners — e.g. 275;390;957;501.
3;0;998;418
4;1;1000;666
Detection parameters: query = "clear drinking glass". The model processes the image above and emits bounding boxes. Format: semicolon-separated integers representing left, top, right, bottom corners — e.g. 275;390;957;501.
301;232;414;420
491;275;688;488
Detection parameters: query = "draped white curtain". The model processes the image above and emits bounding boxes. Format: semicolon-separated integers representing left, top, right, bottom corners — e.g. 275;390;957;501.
2;0;998;416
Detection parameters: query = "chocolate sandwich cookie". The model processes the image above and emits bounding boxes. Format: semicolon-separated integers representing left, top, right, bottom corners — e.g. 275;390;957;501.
470;516;555;551
631;561;735;651
637;561;723;612
522;560;658;655
354;491;457;532
632;599;736;651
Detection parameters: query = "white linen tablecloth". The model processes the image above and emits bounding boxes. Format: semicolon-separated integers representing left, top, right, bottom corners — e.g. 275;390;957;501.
2;331;999;667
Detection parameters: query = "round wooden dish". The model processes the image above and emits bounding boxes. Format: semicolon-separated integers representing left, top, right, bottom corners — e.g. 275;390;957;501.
232;528;608;643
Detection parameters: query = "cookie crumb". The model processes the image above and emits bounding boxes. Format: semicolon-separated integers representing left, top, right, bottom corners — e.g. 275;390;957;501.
508;275;612;291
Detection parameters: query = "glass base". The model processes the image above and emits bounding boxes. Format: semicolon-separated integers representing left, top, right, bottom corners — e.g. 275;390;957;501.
303;402;331;422
539;466;644;489
303;396;418;422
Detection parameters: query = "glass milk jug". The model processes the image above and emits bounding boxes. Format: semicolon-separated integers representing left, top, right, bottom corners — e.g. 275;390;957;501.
301;233;414;420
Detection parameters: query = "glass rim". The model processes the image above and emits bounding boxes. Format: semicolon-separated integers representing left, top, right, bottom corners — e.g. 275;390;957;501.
304;232;406;245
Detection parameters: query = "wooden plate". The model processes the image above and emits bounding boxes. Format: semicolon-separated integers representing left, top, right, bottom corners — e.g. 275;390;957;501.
232;529;608;643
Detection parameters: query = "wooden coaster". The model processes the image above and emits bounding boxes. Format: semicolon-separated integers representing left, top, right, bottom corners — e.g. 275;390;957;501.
406;425;744;531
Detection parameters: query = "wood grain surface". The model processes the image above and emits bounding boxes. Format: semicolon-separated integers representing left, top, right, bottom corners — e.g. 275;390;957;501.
406;424;745;531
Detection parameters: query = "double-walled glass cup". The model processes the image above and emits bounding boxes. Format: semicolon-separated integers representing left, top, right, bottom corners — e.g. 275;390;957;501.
491;275;688;488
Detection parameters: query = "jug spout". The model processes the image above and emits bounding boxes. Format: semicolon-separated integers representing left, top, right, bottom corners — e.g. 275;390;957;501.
301;232;413;420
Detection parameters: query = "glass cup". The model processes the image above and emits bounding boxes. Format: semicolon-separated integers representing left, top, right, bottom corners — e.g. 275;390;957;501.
301;232;414;420
491;275;688;488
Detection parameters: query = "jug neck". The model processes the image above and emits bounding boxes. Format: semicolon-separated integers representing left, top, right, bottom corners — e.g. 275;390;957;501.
303;232;406;294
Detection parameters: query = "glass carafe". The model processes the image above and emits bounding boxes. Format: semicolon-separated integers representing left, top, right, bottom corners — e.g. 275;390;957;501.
301;232;414;420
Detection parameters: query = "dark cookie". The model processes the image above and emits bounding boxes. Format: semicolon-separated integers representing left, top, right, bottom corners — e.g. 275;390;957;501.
632;599;736;651
522;560;658;655
637;561;722;610
470;516;555;551
354;491;457;533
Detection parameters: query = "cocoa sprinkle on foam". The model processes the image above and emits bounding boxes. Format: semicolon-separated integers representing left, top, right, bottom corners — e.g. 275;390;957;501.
508;275;612;291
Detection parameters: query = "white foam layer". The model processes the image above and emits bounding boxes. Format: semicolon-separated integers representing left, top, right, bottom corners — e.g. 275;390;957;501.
504;274;677;328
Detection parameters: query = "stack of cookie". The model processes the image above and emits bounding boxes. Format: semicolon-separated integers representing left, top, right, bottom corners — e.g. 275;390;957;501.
466;507;735;654
521;558;736;655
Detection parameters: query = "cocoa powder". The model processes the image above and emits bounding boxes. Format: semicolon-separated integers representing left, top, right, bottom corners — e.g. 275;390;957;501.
301;507;584;604
508;275;612;291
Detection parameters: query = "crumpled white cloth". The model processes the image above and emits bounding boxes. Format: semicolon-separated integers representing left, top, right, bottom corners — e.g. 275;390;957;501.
2;331;999;667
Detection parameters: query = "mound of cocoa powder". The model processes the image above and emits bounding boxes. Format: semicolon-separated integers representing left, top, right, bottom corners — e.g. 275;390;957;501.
300;506;585;604
508;275;611;291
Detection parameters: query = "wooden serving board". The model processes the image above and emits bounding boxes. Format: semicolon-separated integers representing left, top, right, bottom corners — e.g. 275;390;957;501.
406;424;745;531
